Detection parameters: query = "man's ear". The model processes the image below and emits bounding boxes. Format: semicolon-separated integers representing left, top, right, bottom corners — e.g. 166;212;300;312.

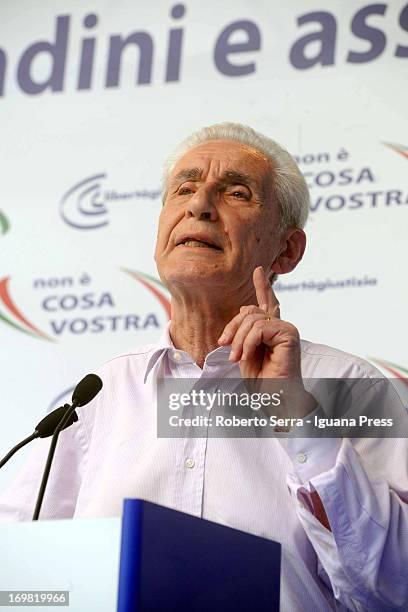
270;228;306;275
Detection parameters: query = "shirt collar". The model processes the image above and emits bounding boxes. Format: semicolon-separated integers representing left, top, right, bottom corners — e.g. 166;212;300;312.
143;321;174;382
143;321;233;382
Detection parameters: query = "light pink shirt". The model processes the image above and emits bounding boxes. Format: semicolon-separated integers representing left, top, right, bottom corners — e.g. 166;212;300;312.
1;324;408;611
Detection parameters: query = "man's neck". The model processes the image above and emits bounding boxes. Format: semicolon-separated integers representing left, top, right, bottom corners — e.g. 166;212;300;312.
169;301;236;368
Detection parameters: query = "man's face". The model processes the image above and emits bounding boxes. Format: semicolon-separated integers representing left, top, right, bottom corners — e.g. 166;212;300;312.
155;139;282;293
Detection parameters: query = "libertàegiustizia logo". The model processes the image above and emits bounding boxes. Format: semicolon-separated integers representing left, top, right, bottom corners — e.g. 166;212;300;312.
0;210;10;236
293;142;408;215
59;173;161;229
0;269;170;341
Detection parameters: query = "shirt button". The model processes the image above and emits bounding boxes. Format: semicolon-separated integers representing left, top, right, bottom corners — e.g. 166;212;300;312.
172;351;182;362
296;452;307;464
185;458;195;469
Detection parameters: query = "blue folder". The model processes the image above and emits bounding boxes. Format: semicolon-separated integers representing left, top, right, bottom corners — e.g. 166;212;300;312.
117;498;281;611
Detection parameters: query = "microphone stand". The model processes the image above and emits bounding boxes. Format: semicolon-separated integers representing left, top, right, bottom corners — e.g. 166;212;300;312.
0;433;38;469
32;401;79;521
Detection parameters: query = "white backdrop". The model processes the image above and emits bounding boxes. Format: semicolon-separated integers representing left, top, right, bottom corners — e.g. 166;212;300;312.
1;0;407;492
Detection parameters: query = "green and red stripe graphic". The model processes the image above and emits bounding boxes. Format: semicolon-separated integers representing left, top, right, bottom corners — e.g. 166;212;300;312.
122;268;171;319
370;358;408;386
382;142;408;160
0;276;54;341
0;210;9;235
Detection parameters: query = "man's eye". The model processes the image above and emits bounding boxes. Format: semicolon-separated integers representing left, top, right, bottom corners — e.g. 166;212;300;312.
178;187;193;195
230;190;249;200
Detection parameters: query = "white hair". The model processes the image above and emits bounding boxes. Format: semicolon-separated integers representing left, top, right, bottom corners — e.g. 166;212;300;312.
162;121;310;232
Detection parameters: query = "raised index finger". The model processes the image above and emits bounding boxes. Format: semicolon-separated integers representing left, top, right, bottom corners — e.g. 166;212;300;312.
253;266;281;318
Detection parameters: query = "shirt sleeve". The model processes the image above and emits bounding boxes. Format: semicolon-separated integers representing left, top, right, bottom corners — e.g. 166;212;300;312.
285;381;408;610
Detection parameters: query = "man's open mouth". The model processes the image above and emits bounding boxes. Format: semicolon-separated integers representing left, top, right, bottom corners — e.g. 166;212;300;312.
176;238;222;250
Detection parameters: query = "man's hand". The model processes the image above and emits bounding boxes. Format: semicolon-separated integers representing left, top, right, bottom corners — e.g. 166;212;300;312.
218;266;315;419
218;266;301;379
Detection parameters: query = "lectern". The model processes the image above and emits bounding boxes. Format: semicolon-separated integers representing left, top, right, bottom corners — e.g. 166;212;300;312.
118;499;281;611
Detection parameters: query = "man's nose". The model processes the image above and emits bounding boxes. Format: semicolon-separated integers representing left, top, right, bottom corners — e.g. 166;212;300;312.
186;185;219;221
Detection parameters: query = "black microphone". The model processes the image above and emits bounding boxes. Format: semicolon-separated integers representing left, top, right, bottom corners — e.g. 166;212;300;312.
0;405;79;471
71;373;103;407
32;374;103;521
36;405;79;438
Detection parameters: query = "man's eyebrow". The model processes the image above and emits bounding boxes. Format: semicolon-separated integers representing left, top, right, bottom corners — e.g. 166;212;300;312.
220;171;255;187
171;168;255;187
171;167;203;184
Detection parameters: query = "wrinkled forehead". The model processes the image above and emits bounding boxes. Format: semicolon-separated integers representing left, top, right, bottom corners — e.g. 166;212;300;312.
169;140;274;189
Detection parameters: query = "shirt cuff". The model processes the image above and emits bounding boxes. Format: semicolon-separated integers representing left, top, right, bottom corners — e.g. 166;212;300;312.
286;406;342;483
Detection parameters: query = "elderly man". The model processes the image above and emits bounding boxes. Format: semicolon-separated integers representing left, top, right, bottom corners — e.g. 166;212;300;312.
1;123;407;610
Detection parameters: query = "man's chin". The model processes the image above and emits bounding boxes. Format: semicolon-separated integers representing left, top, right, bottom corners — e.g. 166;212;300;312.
162;263;228;287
